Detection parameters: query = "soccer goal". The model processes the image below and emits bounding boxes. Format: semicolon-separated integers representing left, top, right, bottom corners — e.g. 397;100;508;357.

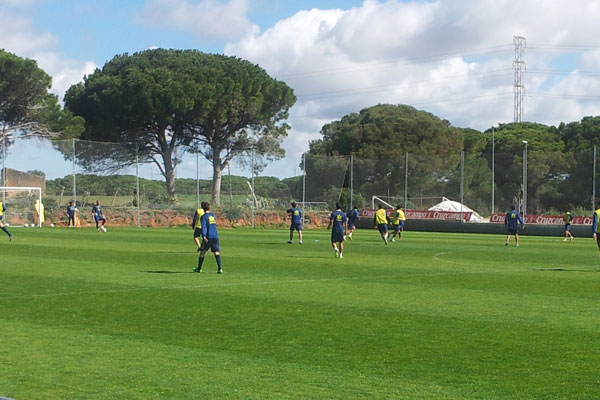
0;186;43;227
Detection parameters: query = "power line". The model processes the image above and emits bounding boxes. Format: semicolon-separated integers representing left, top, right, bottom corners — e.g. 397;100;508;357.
297;69;513;100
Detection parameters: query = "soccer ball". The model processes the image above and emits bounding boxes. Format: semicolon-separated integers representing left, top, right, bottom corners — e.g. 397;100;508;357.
102;226;107;232
24;224;28;228
50;223;55;228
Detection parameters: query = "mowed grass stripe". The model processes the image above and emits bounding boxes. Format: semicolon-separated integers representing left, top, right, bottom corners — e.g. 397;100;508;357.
1;227;600;398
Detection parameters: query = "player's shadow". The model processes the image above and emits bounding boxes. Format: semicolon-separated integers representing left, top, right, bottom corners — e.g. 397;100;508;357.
143;270;193;274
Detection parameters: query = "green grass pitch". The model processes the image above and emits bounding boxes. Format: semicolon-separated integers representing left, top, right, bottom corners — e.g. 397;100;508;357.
1;227;600;399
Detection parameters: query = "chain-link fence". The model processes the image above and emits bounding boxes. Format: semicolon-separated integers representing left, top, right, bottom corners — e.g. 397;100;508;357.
0;136;598;227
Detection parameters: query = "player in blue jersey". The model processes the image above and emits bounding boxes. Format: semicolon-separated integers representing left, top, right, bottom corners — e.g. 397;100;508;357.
563;209;574;242
346;205;359;240
66;201;79;228
286;201;303;244
504;205;524;246
592;202;600;254
194;202;222;274
327;203;347;258
92;200;107;232
0;201;13;241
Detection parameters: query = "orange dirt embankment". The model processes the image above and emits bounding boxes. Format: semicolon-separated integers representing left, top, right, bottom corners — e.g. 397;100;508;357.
44;210;329;228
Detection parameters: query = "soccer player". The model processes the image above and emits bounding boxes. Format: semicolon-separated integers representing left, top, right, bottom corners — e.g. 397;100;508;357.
390;205;406;242
505;205;524;246
346;205;360;240
191;204;205;251
66;201;79;228
563;209;574;242
92;200;107;232
194;202;222;274
327;203;347;258
286;201;303;244
592;202;600;254
0;201;13;241
374;204;389;245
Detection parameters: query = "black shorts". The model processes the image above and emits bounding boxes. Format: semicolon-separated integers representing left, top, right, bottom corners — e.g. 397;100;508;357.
201;237;220;253
331;231;345;243
193;228;202;238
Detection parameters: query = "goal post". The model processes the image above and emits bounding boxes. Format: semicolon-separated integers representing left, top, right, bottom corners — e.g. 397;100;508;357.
0;186;43;227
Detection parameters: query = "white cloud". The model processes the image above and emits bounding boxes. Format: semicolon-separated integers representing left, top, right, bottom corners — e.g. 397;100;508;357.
0;7;97;101
137;0;258;41
224;0;600;160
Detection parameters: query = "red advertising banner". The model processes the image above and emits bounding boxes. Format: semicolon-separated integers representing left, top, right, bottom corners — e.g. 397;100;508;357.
490;213;592;225
360;209;472;222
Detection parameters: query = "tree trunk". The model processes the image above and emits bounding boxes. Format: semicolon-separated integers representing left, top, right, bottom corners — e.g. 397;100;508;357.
161;149;177;201
211;154;222;206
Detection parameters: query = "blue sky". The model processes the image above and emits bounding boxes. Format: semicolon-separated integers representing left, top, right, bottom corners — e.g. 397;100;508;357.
2;0;600;181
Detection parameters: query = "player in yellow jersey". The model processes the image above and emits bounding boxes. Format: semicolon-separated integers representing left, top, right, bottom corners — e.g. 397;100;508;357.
0;201;13;241
191;204;205;252
373;204;389;245
390;205;406;242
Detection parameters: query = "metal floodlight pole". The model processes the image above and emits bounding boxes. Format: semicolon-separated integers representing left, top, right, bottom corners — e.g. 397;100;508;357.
522;140;528;219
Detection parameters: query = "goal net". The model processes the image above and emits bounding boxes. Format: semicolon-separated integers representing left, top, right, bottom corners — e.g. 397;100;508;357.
0;186;43;227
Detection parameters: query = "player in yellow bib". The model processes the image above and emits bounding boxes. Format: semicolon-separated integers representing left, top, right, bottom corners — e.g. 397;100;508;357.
373;204;389;245
390;205;406;242
0;201;13;241
191;205;205;252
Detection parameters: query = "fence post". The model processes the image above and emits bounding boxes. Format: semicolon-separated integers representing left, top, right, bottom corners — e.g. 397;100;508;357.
72;138;77;205
251;149;255;228
302;152;306;224
136;146;141;227
404;152;408;208
460;151;464;224
593;145;597;211
350;154;353;209
196;147;200;210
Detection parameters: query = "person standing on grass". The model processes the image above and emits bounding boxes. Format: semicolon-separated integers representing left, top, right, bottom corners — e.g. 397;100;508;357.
374;204;389;245
592;202;600;254
327;203;347;259
390;205;406;242
191;203;205;252
66;201;79;228
286;201;303;244
505;205;524;246
194;202;222;274
0;201;13;241
92;200;107;232
346;205;360;240
563;209;574;242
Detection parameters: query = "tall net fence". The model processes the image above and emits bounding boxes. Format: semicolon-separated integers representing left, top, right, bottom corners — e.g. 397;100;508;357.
0;135;598;227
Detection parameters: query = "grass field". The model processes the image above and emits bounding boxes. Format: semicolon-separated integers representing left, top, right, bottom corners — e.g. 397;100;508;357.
1;226;600;399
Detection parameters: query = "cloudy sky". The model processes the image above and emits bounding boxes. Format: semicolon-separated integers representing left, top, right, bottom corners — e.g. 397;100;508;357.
2;0;600;179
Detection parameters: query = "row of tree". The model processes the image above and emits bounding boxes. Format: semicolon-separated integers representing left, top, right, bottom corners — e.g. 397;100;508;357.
3;48;600;213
